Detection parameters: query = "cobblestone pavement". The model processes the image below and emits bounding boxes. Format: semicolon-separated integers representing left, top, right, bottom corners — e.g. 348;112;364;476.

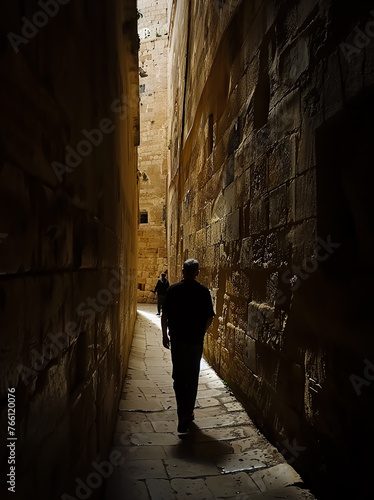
105;304;317;500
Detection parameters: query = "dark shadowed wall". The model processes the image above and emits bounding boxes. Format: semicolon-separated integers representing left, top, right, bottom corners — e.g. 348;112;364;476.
0;1;139;498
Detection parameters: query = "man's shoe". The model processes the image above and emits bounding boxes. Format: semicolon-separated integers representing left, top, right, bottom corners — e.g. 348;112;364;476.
156;313;160;315
177;418;189;433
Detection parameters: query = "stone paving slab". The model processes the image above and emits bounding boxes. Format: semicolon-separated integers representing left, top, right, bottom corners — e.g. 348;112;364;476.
118;397;163;412
251;464;303;492
105;473;150;500
104;304;317;500
126;369;148;380
146;369;172;376
171;478;215;499
215;450;271;473
129;432;181;446
197;397;221;407
146;478;177;500
175;425;259;444
192;440;234;457
205;472;260;497
154;370;174;377
118;459;168;479
115;419;154;433
240;485;316;500
193;405;233;418
144;410;177;422
164;457;219;478
196;412;253;429
224;401;245;411
145;357;170;367
140;386;164;395
162;444;196;460
117;410;150;422
131;341;146;350
197;388;229;398
112;444;167;461
231;436;279;454
151;420;178;433
158;396;177;409
145;347;165;356
157;387;175;396
206;379;230;388
220;395;240;403
124;379;160;387
128;358;147;371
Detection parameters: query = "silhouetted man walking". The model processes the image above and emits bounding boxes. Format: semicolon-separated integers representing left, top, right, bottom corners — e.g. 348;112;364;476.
152;272;169;315
161;259;215;433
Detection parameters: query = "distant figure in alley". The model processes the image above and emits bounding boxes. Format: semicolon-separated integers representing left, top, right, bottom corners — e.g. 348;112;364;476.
152;272;170;315
161;259;215;433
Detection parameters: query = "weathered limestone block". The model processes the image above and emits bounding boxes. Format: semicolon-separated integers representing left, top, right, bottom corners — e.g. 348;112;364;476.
196;227;207;248
249;197;268;236
295;168;317;222
234;326;245;358
243;335;257;373
268;136;296;190
250;161;267;201
269;185;288;229
248;301;275;341
239;237;252;270
269;89;301;142
264;233;278;270
211;220;222;246
279;35;310;91
158;247;167;258
226;209;240;241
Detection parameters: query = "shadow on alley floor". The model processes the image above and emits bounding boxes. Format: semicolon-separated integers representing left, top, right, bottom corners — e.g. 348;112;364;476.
104;304;317;500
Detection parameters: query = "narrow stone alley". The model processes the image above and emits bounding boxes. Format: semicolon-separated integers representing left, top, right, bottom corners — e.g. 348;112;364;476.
1;0;374;499
104;304;316;500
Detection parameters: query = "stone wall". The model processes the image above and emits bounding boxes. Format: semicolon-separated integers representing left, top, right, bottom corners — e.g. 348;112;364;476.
167;1;374;497
0;1;139;498
137;0;169;303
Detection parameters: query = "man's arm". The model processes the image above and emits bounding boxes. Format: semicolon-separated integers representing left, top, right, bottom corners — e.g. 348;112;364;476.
204;287;215;332
161;312;170;349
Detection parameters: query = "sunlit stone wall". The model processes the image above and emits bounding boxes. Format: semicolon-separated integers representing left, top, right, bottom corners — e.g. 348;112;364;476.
167;1;374;497
137;0;169;303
